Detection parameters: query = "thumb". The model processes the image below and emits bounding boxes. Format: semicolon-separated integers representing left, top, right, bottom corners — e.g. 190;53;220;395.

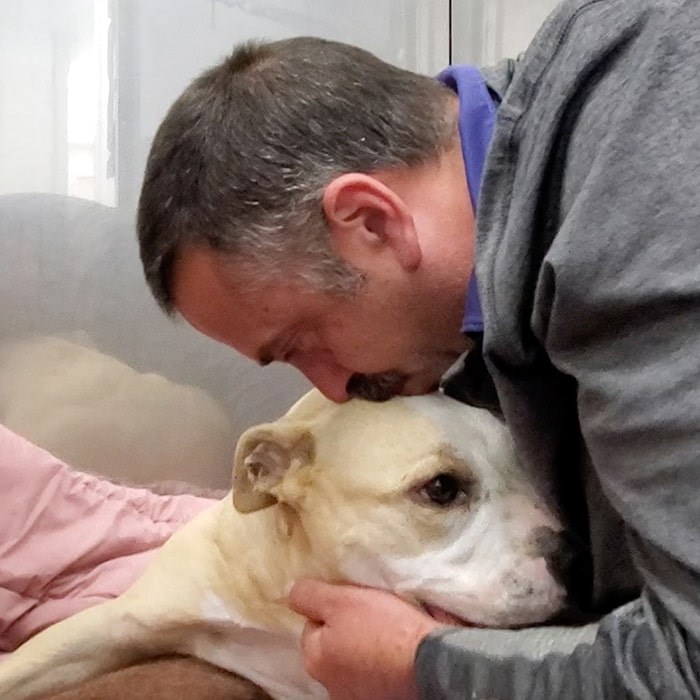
288;578;343;621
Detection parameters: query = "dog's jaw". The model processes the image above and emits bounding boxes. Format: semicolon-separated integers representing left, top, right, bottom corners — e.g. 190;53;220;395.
331;505;568;629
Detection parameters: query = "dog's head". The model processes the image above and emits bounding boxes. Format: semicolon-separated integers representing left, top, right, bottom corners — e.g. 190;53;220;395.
232;389;578;627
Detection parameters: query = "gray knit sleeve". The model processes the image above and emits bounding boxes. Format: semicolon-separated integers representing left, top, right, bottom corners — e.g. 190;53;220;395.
422;0;700;697
416;596;700;698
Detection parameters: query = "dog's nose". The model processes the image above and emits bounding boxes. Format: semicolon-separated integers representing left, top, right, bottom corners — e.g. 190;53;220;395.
530;526;592;616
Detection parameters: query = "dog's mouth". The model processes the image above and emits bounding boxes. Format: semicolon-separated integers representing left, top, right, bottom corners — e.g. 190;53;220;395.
420;601;474;627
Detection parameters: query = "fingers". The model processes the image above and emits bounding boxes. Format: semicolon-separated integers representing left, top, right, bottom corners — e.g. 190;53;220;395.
288;580;432;699
288;581;328;681
299;618;324;678
288;578;346;621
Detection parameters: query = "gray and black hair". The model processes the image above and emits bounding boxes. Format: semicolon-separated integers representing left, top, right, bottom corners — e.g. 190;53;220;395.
137;36;456;314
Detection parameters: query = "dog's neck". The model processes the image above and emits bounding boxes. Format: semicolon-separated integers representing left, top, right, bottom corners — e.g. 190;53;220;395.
175;499;333;699
202;498;333;636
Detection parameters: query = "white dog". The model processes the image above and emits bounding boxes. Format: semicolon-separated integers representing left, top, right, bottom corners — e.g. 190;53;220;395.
0;389;574;700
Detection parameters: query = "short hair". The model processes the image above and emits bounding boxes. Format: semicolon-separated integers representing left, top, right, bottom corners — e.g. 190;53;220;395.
137;36;456;314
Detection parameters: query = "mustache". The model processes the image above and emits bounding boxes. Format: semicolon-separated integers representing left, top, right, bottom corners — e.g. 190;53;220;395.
346;371;408;402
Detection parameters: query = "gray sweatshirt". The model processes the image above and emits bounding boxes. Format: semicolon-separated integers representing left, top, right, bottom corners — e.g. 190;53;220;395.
416;0;700;697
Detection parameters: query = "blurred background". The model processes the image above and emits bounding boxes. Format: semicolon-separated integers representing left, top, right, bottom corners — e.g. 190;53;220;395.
0;0;560;488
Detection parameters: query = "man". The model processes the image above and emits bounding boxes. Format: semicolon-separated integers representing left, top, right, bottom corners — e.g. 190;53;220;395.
137;0;700;697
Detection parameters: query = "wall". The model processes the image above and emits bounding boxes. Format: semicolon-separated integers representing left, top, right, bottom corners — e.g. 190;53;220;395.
452;0;560;65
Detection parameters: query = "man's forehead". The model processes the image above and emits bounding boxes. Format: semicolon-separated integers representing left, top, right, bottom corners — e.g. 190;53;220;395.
172;246;231;305
172;246;322;364
172;248;269;354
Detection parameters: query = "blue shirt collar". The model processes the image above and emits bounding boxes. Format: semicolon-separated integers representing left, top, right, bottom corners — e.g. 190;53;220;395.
437;65;498;334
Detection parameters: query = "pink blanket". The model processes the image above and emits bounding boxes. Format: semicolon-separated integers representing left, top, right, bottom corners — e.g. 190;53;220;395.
0;423;218;654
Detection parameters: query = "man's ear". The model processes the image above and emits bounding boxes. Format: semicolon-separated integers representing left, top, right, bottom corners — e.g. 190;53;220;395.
322;173;421;271
232;423;315;514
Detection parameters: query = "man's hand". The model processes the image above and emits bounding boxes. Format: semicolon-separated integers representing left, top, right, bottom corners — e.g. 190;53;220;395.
288;578;444;700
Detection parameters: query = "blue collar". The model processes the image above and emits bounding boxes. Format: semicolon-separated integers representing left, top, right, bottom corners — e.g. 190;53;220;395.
437;65;498;334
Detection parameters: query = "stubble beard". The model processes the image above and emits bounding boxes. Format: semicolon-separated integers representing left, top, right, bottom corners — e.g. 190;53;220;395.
345;370;409;402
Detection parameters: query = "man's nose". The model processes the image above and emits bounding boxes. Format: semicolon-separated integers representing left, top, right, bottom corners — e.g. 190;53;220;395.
289;355;353;403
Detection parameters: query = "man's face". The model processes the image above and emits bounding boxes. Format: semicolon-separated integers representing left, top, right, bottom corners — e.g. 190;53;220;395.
172;247;470;403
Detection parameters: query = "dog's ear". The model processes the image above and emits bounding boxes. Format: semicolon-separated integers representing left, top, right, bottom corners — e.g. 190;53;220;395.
232;424;315;513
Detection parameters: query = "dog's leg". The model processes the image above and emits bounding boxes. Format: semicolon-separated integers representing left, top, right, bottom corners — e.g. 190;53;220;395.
0;592;176;700
0;507;226;700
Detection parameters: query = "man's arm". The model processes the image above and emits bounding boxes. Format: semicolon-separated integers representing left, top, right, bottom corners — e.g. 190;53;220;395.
417;596;699;697
445;0;700;697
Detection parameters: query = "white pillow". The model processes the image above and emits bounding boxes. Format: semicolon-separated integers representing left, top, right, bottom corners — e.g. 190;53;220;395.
0;335;235;489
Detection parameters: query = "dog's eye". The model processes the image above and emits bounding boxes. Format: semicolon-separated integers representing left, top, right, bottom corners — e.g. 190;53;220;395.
420;473;466;507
